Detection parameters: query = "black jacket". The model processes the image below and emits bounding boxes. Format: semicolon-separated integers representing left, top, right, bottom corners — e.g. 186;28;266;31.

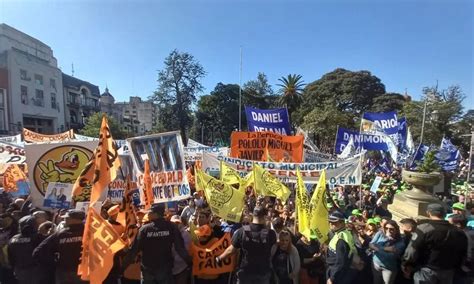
403;219;468;270
33;223;84;273
326;229;352;283
125;218;190;273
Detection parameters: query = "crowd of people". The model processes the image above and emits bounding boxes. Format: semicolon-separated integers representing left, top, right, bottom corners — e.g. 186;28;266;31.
0;165;471;284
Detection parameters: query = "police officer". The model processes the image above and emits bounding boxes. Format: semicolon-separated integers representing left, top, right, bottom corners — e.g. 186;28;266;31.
217;205;277;284
326;211;357;284
7;215;41;284
124;203;191;284
402;203;468;284
33;209;86;284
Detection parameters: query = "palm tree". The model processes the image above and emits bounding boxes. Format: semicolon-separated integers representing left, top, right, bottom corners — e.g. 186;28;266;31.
277;74;305;131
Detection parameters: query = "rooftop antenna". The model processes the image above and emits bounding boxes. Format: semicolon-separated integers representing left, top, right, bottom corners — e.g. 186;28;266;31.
71;63;75;77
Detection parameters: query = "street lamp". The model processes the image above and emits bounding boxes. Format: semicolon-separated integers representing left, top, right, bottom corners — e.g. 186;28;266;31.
419;102;438;145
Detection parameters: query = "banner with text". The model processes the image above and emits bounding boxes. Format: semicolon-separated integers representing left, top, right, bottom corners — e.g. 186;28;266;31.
184;146;229;162
202;152;361;185
127;131;191;203
362;111;399;144
335;128;395;154
23;128;74;143
191;233;236;276
230;131;304;162
245;106;291;135
0;141;25;164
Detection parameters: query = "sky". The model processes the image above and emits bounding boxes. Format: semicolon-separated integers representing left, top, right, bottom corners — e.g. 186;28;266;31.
1;0;473;110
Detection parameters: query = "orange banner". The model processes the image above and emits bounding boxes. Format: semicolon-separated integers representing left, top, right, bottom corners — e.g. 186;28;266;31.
230;131;304;162
78;207;126;283
3;165;26;192
23;128;74;143
117;177;139;246
72;115;121;203
191;233;235;276
143;159;153;210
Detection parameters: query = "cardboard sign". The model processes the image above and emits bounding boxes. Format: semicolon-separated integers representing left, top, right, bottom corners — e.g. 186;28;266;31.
43;182;73;209
127;131;191;204
370;176;383;193
191;233;235;276
23;128;74;143
202;152;362;185
230;131;304;162
25;141;97;208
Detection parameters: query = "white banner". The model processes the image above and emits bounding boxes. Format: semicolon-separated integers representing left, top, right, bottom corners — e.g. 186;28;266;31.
202;152;362;185
184;146;229;162
0;141;25;164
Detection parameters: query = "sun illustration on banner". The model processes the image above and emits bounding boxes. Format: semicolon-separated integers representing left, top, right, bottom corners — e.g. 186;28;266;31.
206;179;233;208
34;146;93;195
261;171;282;195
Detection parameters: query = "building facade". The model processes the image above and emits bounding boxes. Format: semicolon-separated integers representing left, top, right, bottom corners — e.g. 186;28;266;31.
62;73;101;131
0;23;65;134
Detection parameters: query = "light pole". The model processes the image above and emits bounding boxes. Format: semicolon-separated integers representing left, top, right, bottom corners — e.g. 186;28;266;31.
418;100;438;145
201;123;205;144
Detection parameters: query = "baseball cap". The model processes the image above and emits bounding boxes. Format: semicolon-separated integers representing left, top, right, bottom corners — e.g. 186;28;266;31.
63;209;86;221
367;218;377;225
170;215;182;224
194;225;212;237
253;206;267;218
328;211;345;223
351;209;362;216
107;205;120;216
149;203;165;215
452;202;465;211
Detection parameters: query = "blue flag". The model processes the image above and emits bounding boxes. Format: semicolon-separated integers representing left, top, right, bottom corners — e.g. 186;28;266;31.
245;106;291;135
397;117;407;150
436;138;460;172
410;144;430;170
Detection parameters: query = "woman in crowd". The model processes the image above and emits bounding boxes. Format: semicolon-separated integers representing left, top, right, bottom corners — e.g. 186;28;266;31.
271;230;300;284
369;220;406;284
295;234;323;284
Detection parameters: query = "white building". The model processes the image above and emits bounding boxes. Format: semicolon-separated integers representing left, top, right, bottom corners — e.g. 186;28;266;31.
0;23;65;134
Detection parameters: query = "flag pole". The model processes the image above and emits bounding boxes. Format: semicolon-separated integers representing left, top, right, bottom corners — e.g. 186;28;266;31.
333;125;339;156
238;46;243;131
358;117;365;209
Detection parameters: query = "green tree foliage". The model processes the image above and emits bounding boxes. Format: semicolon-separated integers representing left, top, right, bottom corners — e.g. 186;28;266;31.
80;113;126;139
402;84;466;146
301;103;356;153
300;68;386;122
276;74;305;130
150;50;205;145
243;72;277;109
371;92;407;113
195;83;241;145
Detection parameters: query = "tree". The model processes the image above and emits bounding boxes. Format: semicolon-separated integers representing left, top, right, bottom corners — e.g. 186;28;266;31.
300;68;386;124
195;83;241;145
371;92;407;113
401;84;466;146
276;74;305;130
243;72;277;109
80;113;126;139
150;50;206;145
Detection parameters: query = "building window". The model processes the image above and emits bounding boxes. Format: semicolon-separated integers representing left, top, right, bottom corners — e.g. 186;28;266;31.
21;86;28;105
51;93;57;109
50;79;56;90
20;69;27;80
34;89;44;107
34;74;43;85
70;110;77;123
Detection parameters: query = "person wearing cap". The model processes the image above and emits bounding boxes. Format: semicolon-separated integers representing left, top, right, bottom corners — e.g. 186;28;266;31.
326;211;358;284
217;205;277;284
171;215;191;284
124;203;191;283
7;215;42;284
402;203;468;284
190;224;220;283
33;209;86;284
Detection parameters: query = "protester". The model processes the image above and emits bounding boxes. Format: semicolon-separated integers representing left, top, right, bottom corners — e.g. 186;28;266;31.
171;215;191;284
33;209;86;284
271;230;300;284
181;198;196;223
295;234;323;284
402;203;468;284
369;220;405;284
191;224;221;283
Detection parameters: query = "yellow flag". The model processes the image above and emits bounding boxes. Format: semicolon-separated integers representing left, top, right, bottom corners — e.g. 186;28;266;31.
296;168;311;239
239;171;254;191
72;115;121;204
253;164;290;202
220;161;241;185
195;168;214;192
201;172;245;223
265;148;275;162
78;207;126;283
309;170;329;243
